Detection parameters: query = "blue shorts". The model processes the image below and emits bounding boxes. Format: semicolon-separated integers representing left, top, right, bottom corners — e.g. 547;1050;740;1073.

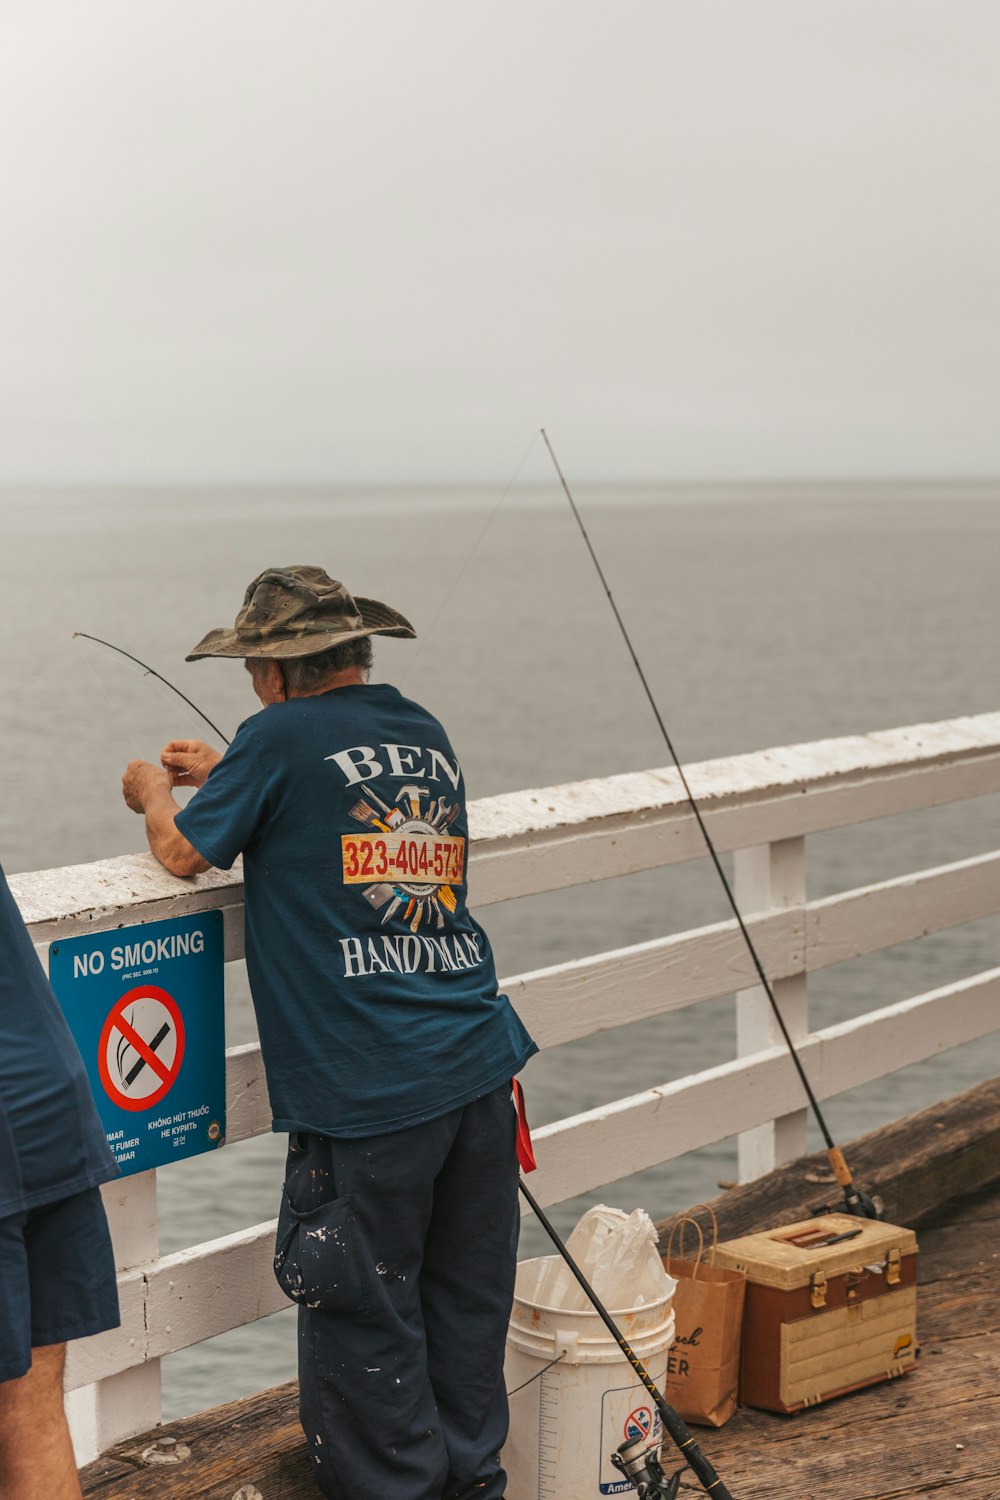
0;1187;120;1383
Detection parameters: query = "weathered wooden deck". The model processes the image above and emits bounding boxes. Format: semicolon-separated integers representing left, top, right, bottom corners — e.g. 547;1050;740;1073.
80;1082;1000;1499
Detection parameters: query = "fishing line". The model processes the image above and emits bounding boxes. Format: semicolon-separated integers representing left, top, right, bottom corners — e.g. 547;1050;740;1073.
73;633;232;747
76;633;224;751
505;1348;566;1398
75;634;147;760
70;470;735;1494
140;664;229;745
540;428;877;1219
396;430;541;688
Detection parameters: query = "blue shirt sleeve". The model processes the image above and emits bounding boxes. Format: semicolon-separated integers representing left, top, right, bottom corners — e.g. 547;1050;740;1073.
0;863;119;1214
174;720;273;870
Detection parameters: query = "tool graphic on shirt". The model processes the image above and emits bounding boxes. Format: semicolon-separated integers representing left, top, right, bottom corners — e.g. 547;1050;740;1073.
344;786;464;934
98;986;185;1111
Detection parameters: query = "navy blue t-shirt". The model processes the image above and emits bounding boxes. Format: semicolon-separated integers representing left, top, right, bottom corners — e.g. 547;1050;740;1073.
0;863;119;1217
175;683;536;1137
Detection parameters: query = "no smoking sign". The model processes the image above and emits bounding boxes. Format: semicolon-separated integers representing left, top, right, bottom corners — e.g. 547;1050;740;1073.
50;913;225;1176
99;987;185;1111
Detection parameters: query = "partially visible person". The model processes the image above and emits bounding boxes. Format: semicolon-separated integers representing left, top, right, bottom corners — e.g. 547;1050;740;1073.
0;862;120;1500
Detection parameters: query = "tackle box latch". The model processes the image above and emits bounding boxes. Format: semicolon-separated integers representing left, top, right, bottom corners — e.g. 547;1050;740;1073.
885;1247;901;1286
810;1270;828;1309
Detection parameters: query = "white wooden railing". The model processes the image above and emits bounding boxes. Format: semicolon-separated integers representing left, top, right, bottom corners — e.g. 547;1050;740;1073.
12;710;1000;1464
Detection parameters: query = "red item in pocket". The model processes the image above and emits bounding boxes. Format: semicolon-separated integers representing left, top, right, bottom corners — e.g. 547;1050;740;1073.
512;1079;536;1172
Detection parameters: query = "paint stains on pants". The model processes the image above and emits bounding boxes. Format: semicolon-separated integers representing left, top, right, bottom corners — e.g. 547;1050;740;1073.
275;1082;518;1500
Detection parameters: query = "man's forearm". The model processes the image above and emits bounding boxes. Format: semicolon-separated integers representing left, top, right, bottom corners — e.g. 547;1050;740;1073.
142;784;210;877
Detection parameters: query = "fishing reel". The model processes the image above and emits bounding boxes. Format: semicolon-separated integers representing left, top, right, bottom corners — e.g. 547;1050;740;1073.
841;1185;883;1220
610;1436;687;1499
810;1187;884;1221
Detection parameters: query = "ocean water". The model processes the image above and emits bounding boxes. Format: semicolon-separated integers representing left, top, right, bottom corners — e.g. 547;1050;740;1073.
1;481;999;1419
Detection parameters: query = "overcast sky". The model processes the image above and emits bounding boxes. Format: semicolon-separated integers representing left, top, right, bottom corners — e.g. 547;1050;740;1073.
2;2;999;484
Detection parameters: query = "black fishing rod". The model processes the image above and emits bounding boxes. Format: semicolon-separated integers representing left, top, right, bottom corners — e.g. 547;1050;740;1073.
73;633;232;747
76;625;733;1496
519;1177;733;1500
540;429;878;1221
76;623;730;1495
79;526;873;1220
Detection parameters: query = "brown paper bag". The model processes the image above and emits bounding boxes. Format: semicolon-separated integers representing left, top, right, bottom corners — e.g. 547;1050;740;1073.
662;1205;746;1428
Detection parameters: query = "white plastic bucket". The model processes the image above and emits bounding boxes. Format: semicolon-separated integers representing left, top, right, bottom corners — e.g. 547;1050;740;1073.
503;1255;676;1499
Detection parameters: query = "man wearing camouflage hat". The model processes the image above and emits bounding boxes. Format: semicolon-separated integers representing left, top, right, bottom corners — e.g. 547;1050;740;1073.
121;566;537;1500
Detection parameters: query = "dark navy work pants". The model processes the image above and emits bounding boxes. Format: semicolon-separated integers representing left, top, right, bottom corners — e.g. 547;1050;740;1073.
274;1082;519;1500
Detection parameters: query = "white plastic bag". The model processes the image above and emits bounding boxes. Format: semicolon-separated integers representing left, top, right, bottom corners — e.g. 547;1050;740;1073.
526;1204;676;1313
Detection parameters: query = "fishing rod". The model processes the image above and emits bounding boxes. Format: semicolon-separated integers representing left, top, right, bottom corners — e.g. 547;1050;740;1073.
79;512;873;1222
76;627;731;1496
73;633;232;747
540;429;878;1221
519;1176;733;1500
76;623;733;1495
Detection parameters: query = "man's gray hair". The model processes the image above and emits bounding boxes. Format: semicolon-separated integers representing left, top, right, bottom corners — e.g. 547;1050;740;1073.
281;636;374;693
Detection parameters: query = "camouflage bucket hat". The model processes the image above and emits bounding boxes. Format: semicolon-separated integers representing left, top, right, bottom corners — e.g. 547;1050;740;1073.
185;565;416;661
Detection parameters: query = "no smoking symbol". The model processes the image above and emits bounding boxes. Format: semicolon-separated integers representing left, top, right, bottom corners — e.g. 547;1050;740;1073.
98;985;185;1111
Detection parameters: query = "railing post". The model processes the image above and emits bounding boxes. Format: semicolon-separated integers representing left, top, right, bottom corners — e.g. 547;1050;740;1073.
65;1170;162;1465
734;837;808;1181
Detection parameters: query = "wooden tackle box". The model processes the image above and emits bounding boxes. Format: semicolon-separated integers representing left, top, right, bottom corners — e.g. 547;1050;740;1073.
712;1213;917;1413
